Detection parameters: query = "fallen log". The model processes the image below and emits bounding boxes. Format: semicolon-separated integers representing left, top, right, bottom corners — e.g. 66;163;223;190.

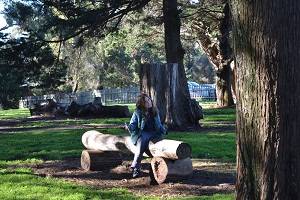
150;157;193;184
82;130;192;160
81;150;123;171
148;139;192;160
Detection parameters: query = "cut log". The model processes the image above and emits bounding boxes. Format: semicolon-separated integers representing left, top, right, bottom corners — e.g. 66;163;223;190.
148;139;192;160
81;130;135;154
81;150;123;171
150;157;193;184
82;130;192;160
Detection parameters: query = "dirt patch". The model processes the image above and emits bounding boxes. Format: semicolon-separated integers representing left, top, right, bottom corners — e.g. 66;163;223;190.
30;158;235;198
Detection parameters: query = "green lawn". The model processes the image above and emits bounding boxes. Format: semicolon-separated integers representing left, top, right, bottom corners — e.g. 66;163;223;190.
0;166;235;200
0;104;236;200
0;108;30;119
203;107;236;122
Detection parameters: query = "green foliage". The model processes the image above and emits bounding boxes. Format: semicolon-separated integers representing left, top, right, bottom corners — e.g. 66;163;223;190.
0;37;67;107
184;45;216;84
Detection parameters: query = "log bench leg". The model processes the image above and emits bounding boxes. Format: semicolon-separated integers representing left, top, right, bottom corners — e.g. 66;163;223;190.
150;157;193;184
81;150;123;171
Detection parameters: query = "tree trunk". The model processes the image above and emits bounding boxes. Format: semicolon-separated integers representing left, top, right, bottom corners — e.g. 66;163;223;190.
81;150;123;171
231;0;300;199
163;0;185;65
150;157;193;184
216;3;234;107
216;65;234;107
145;0;202;130
140;63;203;130
82;130;192;160
193;3;234;107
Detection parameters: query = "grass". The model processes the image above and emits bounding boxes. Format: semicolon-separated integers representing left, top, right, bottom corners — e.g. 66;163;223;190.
0;108;30;119
0;128;235;162
0;129;85;161
0;168;156;200
203;107;236;122
0;166;235;200
168;131;235;162
13;118;129;129
0;103;236;199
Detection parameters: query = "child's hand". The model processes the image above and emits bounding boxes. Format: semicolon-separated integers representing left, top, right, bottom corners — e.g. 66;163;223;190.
163;124;168;135
124;123;129;131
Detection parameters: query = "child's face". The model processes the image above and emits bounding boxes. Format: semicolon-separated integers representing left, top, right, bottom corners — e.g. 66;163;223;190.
144;96;153;109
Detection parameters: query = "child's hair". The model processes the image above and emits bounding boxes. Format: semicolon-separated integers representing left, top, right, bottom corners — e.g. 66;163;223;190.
136;93;157;116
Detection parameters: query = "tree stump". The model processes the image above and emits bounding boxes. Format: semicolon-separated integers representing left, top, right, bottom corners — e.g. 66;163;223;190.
150;157;193;184
140;63;203;130
81;150;123;171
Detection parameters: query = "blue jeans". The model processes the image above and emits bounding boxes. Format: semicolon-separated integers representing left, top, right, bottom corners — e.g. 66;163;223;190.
131;131;157;170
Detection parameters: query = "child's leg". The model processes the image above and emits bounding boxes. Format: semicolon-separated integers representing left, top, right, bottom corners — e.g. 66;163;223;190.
131;132;153;169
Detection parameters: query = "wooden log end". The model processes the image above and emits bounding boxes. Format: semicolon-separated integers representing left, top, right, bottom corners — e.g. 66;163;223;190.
150;157;169;184
176;143;192;159
150;157;193;184
81;150;92;171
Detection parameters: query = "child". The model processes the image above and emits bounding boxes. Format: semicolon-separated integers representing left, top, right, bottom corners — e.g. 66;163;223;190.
125;93;166;178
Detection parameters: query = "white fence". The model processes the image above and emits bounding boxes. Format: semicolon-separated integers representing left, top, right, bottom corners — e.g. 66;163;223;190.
189;84;216;100
19;85;216;108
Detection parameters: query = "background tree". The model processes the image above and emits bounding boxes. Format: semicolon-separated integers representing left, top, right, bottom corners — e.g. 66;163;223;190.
0;35;66;108
183;41;215;84
183;0;234;106
3;0;203;129
231;0;300;199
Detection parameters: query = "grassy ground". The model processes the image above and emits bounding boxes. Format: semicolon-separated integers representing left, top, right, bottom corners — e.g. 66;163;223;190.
0;102;236;199
0;108;30;119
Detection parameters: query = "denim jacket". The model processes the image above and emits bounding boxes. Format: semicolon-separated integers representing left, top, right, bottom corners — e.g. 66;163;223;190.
128;109;166;145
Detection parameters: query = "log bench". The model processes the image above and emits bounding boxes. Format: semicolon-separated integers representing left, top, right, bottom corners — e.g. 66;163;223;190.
81;130;193;184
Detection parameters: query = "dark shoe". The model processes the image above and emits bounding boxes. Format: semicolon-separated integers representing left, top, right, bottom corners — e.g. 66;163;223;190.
132;168;140;178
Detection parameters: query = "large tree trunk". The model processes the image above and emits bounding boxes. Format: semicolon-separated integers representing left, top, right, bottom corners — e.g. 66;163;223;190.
231;0;300;199
140;63;203;130
163;0;185;65
141;0;202;130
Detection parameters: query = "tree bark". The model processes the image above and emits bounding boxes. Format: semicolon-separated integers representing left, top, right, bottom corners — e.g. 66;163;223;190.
81;150;123;171
216;3;234;107
82;130;192;160
140;63;203;130
216;65;234;107
193;3;234;107
163;0;185;65
231;0;300;199
150;157;193;184
144;0;202;130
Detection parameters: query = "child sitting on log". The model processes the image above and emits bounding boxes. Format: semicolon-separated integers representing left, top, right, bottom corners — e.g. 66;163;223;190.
125;93;167;178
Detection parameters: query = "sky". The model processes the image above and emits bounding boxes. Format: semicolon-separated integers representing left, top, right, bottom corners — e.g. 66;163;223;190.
0;2;7;29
